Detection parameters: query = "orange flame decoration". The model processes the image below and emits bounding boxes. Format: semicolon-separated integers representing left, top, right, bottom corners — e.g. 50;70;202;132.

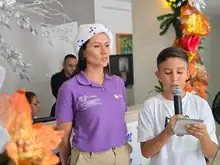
174;2;210;99
0;89;64;165
180;2;210;36
184;63;209;99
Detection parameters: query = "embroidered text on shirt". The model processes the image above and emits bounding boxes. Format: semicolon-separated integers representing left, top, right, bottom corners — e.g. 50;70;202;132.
79;95;101;110
114;94;123;99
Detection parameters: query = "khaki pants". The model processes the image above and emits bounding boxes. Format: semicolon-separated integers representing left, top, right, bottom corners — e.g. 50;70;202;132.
70;144;131;165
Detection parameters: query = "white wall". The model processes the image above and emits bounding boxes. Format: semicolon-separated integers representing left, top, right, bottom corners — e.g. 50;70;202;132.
94;0;132;54
94;0;134;105
132;0;175;104
0;21;78;117
2;0;218;119
44;0;95;25
132;1;220;106
0;0;134;118
204;14;220;105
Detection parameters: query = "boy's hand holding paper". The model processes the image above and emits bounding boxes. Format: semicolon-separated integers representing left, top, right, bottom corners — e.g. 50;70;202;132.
173;118;205;137
185;121;208;139
165;115;185;136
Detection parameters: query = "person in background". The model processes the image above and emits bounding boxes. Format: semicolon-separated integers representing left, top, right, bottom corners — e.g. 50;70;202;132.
25;91;40;119
56;23;130;165
50;54;78;117
0;126;10;154
0;126;11;165
137;47;217;165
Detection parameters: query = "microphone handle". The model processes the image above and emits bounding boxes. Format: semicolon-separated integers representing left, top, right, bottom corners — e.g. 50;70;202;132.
174;95;183;115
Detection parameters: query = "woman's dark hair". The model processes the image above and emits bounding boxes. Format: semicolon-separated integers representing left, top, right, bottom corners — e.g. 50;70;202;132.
25;91;36;104
157;46;188;69
73;40;110;76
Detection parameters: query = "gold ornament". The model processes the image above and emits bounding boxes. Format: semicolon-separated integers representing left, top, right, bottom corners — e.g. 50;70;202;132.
180;3;210;36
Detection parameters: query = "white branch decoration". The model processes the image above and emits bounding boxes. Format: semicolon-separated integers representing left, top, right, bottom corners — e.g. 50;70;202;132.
188;0;206;11
0;0;72;81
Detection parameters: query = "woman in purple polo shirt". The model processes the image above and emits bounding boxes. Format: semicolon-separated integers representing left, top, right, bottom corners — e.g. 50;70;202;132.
56;24;130;165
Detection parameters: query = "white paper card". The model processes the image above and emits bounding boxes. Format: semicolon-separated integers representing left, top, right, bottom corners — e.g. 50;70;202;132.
173;118;203;135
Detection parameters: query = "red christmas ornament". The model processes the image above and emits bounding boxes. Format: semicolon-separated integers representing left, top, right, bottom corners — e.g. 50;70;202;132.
179;35;200;52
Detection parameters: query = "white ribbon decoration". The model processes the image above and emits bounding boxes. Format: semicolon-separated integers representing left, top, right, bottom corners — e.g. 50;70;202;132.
188;0;206;11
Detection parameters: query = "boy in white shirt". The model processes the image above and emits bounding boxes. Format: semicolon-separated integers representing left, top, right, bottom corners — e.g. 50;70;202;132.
137;47;218;165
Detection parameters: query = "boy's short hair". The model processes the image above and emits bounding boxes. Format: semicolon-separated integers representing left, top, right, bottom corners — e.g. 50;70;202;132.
157;46;189;69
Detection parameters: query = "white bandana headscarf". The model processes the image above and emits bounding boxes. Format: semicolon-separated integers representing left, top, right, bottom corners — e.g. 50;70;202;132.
74;23;113;57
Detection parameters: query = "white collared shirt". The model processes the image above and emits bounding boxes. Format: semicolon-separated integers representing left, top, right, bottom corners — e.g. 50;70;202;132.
137;92;218;165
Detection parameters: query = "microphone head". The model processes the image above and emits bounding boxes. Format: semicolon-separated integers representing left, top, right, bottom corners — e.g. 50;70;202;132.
172;86;182;96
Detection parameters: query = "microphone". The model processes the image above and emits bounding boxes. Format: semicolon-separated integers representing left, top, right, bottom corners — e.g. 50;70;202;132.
172;86;183;115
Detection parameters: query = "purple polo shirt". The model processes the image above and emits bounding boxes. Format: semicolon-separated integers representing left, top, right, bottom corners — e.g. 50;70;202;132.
55;71;128;152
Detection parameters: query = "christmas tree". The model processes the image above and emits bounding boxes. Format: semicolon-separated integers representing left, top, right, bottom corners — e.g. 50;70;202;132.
155;0;210;99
